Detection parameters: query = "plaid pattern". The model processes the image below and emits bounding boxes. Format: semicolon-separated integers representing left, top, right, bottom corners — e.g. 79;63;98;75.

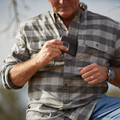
1;2;120;120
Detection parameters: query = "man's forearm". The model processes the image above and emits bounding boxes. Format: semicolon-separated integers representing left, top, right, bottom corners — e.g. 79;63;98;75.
9;57;42;87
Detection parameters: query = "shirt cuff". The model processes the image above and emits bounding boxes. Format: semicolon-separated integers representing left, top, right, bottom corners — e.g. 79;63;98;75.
5;65;23;90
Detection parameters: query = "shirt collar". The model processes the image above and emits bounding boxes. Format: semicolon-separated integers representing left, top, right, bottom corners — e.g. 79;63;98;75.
79;2;88;23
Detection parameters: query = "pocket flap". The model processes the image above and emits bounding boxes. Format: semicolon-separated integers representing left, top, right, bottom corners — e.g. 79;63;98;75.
85;40;108;52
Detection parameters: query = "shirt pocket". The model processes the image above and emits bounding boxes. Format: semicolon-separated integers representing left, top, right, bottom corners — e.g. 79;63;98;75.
28;39;64;71
85;38;114;66
29;36;59;56
75;36;114;67
29;39;55;71
85;40;108;53
29;40;45;57
75;38;109;60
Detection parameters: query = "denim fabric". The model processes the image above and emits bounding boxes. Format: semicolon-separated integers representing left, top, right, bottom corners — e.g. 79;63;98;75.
89;96;120;120
64;96;120;120
64;117;71;120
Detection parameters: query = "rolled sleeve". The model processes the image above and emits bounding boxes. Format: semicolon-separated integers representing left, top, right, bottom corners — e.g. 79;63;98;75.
1;64;23;90
1;22;30;90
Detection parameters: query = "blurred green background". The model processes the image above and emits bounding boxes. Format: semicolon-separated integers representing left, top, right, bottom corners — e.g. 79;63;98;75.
0;0;120;120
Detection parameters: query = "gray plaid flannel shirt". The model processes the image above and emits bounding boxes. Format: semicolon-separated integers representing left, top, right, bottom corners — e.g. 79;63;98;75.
1;2;120;120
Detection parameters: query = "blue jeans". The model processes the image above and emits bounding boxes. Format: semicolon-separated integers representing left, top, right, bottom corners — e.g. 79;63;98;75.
64;117;71;120
64;96;120;120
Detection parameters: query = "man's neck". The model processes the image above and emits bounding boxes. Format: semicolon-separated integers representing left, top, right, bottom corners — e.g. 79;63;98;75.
59;8;83;28
60;17;73;29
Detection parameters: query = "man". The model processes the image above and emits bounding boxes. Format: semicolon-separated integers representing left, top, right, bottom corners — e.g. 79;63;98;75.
1;0;120;120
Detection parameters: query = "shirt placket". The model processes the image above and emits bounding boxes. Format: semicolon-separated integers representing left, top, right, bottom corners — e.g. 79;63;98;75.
55;14;80;104
55;14;68;37
62;16;80;104
63;56;73;104
56;15;70;103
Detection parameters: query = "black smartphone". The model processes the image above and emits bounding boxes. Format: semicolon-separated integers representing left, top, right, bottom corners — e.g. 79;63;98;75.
61;36;78;57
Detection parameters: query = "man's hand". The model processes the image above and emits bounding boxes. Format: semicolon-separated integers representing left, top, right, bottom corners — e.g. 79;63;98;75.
78;63;108;84
9;39;68;87
35;39;68;67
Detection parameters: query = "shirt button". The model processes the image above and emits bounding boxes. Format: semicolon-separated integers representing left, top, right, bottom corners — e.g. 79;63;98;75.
96;44;99;47
65;84;68;86
64;28;67;31
41;43;44;46
65;62;68;66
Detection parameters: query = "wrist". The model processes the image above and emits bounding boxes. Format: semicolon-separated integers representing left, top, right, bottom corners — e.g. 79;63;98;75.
106;66;115;81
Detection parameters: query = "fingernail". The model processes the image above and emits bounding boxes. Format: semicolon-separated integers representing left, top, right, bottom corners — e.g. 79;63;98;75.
66;48;69;51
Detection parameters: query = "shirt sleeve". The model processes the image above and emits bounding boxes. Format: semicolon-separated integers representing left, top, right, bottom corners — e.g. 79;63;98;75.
110;22;120;67
0;22;30;90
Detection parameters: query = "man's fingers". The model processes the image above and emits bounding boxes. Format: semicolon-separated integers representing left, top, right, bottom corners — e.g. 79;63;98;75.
84;75;96;82
88;79;99;84
51;44;68;52
78;68;83;71
78;63;107;85
46;47;62;56
47;51;62;59
48;39;63;45
81;69;98;79
80;63;98;75
45;39;68;52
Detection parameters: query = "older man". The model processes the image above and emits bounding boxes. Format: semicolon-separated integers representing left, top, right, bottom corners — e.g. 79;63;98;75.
1;0;120;120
